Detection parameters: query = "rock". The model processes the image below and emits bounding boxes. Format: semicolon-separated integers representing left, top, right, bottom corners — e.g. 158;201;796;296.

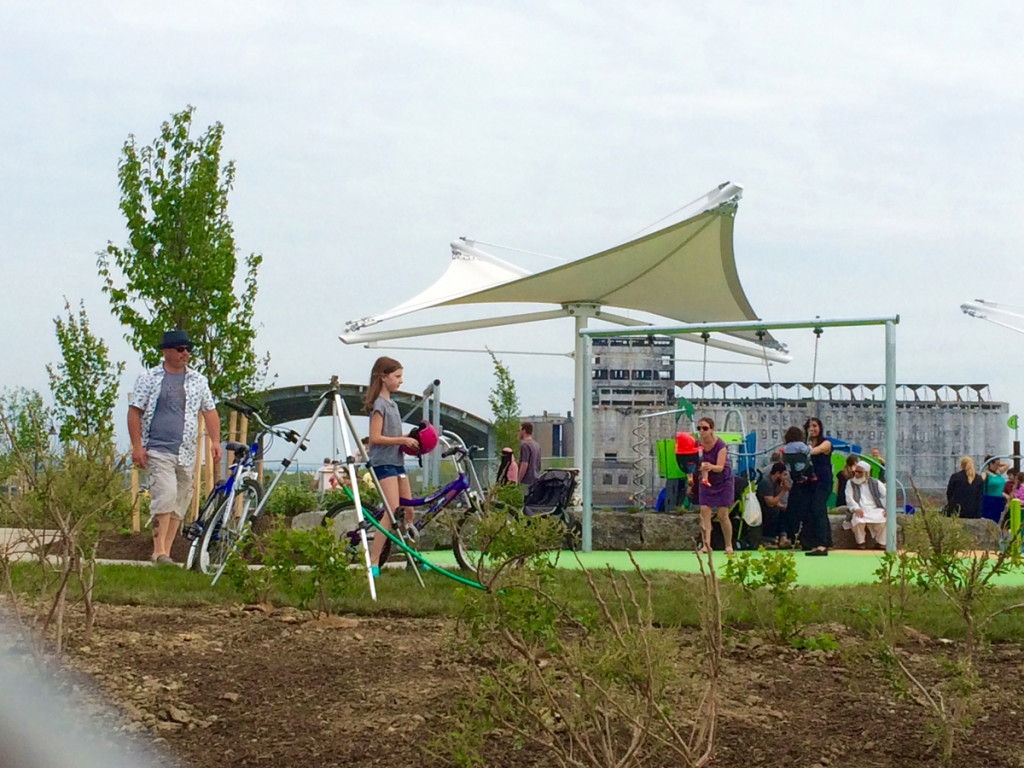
243;603;274;614
220;692;240;703
290;511;328;530
308;616;359;630
903;626;931;645
168;705;190;724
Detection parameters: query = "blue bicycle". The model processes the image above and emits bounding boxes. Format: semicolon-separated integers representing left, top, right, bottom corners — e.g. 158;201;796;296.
184;401;306;575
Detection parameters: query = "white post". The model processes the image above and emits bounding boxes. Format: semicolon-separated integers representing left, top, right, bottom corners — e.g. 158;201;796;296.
581;333;594;552
885;320;897;551
569;304;596;551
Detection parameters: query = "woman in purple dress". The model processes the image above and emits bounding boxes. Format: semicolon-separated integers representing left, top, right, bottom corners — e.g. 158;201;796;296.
697;417;735;554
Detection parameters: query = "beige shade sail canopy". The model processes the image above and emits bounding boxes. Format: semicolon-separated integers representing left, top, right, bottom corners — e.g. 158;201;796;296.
343;182;782;352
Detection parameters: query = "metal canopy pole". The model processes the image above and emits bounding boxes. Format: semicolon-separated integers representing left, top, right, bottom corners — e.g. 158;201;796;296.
885;320;898;552
577;315;900;553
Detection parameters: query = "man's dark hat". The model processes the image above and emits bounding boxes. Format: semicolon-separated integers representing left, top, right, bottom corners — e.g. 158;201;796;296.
159;330;194;349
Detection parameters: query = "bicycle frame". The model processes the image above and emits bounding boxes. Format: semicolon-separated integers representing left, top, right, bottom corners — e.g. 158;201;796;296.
341;433;485;546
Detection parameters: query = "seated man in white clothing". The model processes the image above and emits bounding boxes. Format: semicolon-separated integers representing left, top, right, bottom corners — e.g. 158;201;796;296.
844;460;887;549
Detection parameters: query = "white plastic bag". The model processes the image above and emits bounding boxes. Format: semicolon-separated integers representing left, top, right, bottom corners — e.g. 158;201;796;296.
742;484;762;527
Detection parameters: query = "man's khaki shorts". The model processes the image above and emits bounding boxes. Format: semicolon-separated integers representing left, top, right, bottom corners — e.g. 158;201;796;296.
147;451;194;521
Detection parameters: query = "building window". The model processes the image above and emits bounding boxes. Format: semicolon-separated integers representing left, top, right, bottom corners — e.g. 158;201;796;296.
632;369;653;380
593;369;609;380
602;474;613;485
610;369;629;380
618;474;629;485
604;453;618;462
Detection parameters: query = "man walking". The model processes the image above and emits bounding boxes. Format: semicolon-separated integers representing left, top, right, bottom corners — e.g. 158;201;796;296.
128;330;221;564
517;421;542;487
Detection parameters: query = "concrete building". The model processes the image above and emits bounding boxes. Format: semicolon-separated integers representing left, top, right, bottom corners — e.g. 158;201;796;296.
605;381;1009;507
529;338;1011;507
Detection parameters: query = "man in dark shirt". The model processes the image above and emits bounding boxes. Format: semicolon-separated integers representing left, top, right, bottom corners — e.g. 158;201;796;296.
757;462;790;546
517;422;542;487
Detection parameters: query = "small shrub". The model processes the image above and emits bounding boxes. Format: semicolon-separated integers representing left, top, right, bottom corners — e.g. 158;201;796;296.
268;526;354;616
263;484;318;518
722;548;801;642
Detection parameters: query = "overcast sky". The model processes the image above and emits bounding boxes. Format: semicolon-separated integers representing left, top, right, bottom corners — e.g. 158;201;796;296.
3;1;1022;464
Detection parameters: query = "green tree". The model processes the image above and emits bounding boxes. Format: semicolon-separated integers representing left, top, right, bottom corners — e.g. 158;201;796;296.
97;105;269;398
487;350;520;455
0;388;51;484
46;298;125;444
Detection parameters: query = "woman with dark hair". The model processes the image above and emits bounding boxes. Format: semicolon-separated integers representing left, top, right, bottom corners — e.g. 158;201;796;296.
696;417;735;554
804;417;834;552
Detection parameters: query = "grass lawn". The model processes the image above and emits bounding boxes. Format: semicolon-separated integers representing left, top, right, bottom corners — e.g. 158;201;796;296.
423;548;1024;587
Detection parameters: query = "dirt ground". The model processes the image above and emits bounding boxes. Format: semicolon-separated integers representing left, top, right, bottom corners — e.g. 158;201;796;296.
40;604;1024;768
16;532;1012;767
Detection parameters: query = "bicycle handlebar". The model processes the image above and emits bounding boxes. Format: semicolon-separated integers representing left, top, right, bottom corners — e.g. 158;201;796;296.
223;400;307;450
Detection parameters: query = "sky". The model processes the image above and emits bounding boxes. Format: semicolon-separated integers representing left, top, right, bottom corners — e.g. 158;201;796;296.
3;1;1023;466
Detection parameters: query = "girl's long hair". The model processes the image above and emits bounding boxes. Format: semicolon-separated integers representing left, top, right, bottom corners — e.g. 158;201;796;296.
804;417;825;447
363;356;402;414
961;456;976;484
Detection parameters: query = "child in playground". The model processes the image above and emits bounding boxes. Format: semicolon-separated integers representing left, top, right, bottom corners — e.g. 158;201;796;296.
364;356;419;577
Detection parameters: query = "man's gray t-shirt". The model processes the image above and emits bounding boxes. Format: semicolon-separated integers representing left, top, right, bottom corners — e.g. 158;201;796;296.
146;372;185;456
518;438;542;486
368;396;404;468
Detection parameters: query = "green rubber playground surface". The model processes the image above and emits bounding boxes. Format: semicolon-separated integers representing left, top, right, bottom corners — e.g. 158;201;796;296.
424;549;1024;587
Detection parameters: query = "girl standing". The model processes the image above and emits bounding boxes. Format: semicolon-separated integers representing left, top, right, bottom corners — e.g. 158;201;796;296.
364;357;419;577
696;417;735;554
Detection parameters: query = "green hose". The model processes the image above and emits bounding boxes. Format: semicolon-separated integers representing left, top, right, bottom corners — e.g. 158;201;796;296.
358;504;488;592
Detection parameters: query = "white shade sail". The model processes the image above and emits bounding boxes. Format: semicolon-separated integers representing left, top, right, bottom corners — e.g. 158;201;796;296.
343;182;780;350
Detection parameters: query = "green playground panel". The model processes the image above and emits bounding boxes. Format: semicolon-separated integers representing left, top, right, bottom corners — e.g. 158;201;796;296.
828;451;884;507
656;433;745;480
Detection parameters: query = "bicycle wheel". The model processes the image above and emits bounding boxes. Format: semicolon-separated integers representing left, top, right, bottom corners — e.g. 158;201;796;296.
186;489;226;572
452;506;486;572
197;478;262;576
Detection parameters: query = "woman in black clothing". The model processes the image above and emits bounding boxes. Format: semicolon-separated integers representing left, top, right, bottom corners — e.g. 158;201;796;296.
946;456;983;518
804;417;834;550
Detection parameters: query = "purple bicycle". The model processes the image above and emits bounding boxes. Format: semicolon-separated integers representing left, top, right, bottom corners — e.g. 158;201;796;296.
322;432;487;570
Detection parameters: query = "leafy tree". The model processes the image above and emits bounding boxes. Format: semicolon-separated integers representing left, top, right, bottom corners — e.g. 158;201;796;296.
487;350;520;456
97;105;269;398
46;298;125;444
0;388;51;484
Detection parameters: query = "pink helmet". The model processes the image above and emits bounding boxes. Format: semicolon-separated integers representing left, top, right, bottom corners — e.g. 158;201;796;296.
401;421;439;456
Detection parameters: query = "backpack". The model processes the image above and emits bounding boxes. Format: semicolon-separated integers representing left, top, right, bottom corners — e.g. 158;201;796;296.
783;450;817;484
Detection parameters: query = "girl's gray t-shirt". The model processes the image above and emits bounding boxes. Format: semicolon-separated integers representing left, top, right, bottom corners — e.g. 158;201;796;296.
368;396;404;468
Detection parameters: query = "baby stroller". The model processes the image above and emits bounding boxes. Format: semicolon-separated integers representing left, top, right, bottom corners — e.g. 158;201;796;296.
522;469;579;545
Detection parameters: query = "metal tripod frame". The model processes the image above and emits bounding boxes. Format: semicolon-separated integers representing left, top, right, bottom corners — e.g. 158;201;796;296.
212;377;424;598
